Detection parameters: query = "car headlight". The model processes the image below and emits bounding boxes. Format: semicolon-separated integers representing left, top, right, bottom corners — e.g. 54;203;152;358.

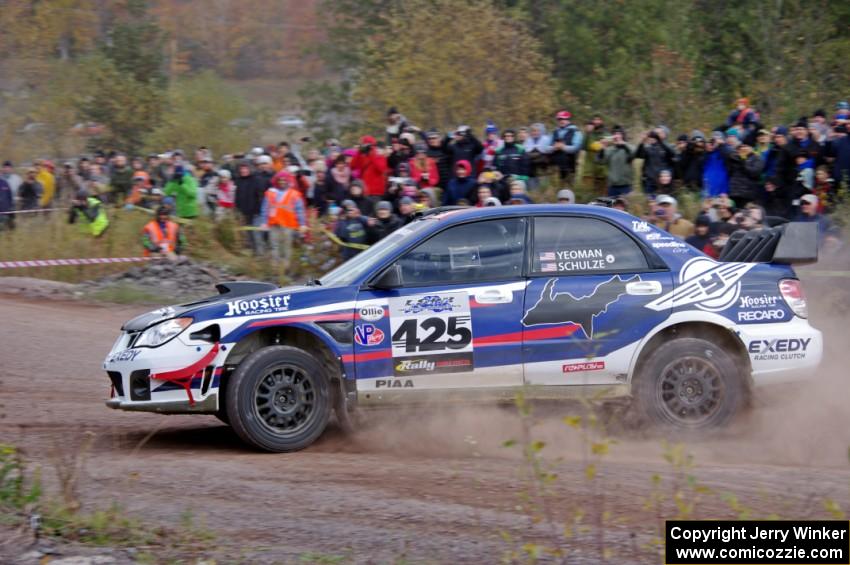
135;317;193;348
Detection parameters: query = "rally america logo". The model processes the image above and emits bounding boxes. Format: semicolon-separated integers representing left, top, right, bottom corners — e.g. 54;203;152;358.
644;257;756;312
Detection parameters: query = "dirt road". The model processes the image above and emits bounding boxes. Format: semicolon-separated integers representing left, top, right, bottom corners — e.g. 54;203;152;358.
1;290;849;563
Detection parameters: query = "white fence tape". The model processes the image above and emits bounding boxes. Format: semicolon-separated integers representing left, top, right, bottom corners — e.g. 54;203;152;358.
0;256;151;269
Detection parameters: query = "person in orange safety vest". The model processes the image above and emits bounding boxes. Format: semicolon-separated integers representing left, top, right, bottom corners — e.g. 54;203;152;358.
259;171;307;265
142;206;185;258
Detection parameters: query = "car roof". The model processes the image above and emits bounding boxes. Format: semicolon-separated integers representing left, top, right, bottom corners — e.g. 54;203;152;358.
430;204;635;225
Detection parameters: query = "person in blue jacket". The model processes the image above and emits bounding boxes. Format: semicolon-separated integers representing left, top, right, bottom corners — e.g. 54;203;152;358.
702;132;730;198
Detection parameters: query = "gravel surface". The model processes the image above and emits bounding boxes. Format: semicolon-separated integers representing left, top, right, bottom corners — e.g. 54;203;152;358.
1;281;848;563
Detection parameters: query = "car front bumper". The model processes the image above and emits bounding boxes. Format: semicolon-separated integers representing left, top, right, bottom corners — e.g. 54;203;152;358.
103;330;229;414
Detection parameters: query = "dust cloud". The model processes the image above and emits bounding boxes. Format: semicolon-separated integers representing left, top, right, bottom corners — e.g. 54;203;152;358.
333;273;850;470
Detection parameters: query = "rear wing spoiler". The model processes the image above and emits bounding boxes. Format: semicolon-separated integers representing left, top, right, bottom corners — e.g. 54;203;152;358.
719;221;818;264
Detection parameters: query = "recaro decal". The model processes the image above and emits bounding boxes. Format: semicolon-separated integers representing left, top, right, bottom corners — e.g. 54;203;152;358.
522;275;641;339
644;257;756;312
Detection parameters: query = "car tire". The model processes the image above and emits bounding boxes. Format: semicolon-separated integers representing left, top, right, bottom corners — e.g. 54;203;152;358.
633;337;745;430
226;346;330;452
214;410;230;425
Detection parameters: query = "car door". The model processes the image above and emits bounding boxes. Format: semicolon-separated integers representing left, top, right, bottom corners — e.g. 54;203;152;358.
522;216;673;386
354;217;528;394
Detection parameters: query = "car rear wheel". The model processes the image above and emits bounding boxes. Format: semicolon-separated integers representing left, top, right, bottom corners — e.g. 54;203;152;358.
633;337;745;430
226;346;330;452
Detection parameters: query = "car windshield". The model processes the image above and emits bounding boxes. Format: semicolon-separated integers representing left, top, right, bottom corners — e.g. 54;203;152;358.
319;219;434;286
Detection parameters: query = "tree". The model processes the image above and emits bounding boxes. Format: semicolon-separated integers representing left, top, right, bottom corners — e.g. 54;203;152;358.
144;71;253;155
103;0;167;86
351;0;557;132
78;56;165;155
77;0;167;154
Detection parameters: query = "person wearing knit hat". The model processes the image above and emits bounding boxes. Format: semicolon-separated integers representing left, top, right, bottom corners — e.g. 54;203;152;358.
335;196;370;260
398;196;417;224
580;114;608;194
835;101;850;122
556;188;575;204
726;97;760;129
367;200;402;242
508;179;532;204
685;214;713;253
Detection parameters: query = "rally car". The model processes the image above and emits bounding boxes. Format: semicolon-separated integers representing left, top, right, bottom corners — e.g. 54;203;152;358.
103;205;822;452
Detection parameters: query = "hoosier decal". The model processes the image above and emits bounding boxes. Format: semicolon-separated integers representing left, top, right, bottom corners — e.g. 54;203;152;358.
224;294;291;317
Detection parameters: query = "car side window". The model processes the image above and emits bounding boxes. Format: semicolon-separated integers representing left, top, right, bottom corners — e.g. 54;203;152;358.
532;216;648;275
398;218;526;285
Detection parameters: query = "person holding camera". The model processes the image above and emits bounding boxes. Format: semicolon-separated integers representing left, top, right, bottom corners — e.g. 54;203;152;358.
350;135;389;199
387;136;413;175
448;126;483;172
636;126;675;195
163;164;198;219
724;139;763;209
68;189;109;237
596;126;634;197
409;143;440;189
678;131;707;191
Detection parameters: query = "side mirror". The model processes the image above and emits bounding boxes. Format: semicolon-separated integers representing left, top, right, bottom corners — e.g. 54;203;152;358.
371;263;403;289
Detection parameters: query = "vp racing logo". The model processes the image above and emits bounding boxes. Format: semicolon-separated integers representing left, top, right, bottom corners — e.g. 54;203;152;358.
645;257;756;312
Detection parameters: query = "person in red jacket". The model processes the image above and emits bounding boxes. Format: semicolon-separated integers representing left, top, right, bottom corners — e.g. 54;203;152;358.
350;135;388;199
408;143;439;189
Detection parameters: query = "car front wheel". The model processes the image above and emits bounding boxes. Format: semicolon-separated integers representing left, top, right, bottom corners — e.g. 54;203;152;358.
226;346;330;452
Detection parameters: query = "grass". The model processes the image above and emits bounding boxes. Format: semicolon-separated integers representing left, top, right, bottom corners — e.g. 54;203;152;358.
0;205;342;286
0;443;218;560
86;282;165;304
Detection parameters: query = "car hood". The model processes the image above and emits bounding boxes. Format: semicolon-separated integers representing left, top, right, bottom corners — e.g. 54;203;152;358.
121;281;309;332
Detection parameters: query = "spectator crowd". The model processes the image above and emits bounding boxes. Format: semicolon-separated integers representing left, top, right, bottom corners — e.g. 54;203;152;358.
1;99;848;263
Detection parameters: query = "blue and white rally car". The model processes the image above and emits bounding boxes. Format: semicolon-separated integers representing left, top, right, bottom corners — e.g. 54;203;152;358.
104;205;822;451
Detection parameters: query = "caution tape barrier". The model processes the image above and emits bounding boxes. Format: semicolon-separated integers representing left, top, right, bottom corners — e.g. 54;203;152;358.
234;224;370;250
0;257;151;269
0;207;67;215
127;206;369;249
